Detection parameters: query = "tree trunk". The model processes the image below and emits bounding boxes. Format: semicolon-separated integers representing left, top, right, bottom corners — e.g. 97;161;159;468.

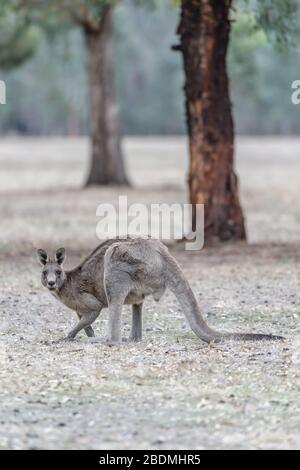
177;0;246;242
84;7;128;186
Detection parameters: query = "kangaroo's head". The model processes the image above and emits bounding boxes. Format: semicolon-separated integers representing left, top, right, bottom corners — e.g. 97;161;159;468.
37;248;66;291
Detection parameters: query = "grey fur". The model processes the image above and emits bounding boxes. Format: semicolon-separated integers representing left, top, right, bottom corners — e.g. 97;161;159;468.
37;238;283;344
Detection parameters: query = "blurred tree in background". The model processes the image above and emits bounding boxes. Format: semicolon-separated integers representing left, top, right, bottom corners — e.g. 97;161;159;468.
115;1;184;135
229;5;300;135
0;29;89;135
0;4;38;131
0;12;38;70
0;1;183;136
72;0;129;186
1;1;300;138
1;0;128;186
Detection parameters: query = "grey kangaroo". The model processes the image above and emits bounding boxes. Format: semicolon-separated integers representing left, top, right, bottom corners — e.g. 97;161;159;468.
37;237;283;344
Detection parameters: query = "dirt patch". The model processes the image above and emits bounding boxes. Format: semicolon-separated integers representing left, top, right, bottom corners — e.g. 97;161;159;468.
0;137;299;449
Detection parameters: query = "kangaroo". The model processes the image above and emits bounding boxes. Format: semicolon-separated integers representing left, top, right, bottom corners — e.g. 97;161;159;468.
37;237;283;344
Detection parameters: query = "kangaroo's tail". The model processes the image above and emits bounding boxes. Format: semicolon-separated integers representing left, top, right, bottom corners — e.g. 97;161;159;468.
163;252;284;343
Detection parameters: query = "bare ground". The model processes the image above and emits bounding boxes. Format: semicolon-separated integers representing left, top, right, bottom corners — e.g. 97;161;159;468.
0;137;299;449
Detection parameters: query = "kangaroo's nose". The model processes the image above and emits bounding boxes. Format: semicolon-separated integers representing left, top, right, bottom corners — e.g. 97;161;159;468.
48;281;55;287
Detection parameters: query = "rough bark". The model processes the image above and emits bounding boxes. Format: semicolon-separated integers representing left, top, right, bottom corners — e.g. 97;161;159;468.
177;0;246;242
84;7;128;186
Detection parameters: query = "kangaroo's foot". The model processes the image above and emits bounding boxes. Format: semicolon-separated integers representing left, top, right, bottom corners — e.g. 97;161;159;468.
104;337;123;347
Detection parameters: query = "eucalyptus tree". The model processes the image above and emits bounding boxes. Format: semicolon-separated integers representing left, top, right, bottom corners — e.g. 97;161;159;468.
175;0;299;243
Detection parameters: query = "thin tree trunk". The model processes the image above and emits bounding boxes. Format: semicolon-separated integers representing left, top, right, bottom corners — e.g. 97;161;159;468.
84;7;128;186
177;0;246;242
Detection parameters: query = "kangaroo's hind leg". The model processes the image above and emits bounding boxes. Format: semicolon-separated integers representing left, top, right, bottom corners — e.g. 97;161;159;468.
130;303;143;342
106;299;125;344
104;242;140;345
105;274;132;344
105;274;128;344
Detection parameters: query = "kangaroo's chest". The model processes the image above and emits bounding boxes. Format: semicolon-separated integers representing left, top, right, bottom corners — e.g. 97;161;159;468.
52;290;79;312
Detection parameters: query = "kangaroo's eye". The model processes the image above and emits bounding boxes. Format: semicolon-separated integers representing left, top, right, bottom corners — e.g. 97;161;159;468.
55;270;61;276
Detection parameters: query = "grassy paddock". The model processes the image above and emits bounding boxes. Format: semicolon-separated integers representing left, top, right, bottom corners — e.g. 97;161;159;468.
0;137;299;449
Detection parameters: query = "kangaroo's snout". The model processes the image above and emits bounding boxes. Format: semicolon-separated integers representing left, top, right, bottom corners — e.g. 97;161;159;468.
44;269;65;291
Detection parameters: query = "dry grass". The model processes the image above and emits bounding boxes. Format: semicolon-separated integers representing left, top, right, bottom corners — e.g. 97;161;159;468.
0;137;299;449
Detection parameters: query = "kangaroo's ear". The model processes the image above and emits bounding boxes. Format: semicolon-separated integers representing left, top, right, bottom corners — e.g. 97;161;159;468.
37;249;48;266
55;248;66;265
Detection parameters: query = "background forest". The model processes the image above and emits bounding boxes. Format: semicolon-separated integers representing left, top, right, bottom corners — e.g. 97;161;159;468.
1;0;300;137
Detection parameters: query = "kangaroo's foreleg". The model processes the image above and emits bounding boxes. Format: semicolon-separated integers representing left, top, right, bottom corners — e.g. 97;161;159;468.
76;312;95;337
67;310;100;340
130;303;143;342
